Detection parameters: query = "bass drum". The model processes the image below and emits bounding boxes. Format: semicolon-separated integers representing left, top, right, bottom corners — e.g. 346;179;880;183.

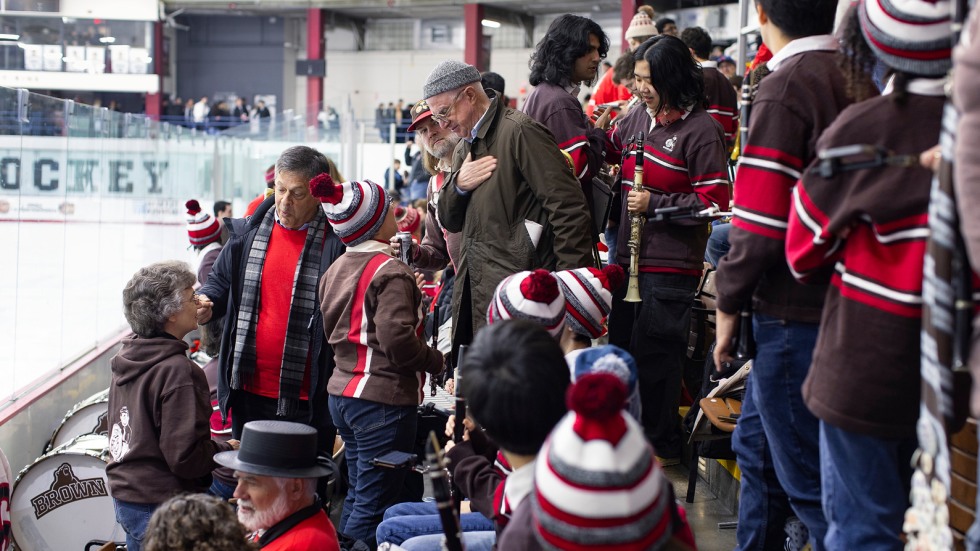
11;434;124;551
45;389;109;453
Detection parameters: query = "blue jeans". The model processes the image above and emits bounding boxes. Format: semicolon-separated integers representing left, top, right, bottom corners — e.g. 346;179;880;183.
969;452;980;550
733;314;826;550
820;422;915;550
604;225;619;265
704;221;731;267
732;375;792;551
401;531;496;550
329;395;417;546
408;180;428;202
376;501;495;545
208;477;236;501
113;499;159;551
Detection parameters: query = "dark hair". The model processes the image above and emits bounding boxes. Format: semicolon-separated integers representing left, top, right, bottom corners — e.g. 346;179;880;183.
612;51;636;85
836;5;885;103
481;71;506;96
275;145;330;183
729;74;744;89
212;200;230;217
680;26;712;60
529;14;609;87
462;320;569;455
655;17;676;34
638;35;706;113
758;0;837;39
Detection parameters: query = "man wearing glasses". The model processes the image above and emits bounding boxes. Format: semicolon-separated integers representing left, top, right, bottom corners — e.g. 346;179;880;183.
423;60;594;358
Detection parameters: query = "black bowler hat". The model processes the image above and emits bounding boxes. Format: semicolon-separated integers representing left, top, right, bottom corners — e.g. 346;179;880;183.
214;420;333;479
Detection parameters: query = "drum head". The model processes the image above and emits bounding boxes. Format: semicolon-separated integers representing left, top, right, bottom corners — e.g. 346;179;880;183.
46;390;110;453
11;436;123;551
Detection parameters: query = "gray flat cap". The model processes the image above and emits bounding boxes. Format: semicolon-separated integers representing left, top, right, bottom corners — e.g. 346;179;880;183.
423;60;481;100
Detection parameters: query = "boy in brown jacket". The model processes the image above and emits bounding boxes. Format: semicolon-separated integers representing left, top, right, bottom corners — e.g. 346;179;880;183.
312;173;444;547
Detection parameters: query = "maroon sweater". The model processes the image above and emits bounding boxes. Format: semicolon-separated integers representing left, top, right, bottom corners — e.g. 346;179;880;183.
716;46;855;321
702;63;739;149
612;105;730;274
522;81;612;193
787;87;944;438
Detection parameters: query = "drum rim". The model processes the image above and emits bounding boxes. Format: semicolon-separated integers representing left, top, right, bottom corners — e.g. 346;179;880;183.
44;393;110;454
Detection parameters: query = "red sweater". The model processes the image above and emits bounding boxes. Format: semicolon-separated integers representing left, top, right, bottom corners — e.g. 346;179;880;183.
249;223;312;400
255;509;339;551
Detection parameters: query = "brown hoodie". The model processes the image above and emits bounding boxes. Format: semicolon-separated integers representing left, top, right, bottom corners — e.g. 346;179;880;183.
106;335;232;504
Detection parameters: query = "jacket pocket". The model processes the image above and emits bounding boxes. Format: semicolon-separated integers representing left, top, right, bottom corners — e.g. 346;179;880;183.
639;283;696;342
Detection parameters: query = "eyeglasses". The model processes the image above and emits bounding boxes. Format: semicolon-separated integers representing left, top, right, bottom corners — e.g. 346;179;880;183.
430;88;466;125
184;293;200;306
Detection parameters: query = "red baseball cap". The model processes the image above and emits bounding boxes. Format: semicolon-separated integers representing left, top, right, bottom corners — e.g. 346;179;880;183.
407;99;433;132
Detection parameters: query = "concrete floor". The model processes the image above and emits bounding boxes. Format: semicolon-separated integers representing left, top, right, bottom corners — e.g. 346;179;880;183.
663;463;739;551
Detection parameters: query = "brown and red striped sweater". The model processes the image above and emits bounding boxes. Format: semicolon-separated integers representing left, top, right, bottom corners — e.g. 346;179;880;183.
611;104;730;274
715;40;855;321
701;61;739;149
320;240;444;406
787;83;944;438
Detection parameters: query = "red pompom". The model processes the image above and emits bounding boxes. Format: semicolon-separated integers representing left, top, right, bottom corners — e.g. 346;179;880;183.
309;173;343;204
185;199;201;215
519;269;560;304
602;264;626;292
394;206;406;219
567;373;628;421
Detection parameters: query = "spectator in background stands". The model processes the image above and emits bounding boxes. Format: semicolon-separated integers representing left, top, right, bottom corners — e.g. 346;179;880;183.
523;14;614;239
254;100;271;119
656;17;678;37
232;98;249;124
184;98;195;128
681;26;739;150
626;5;658;51
385;159;405;191
404;139;428;202
192;97;209;130
213;201;232;220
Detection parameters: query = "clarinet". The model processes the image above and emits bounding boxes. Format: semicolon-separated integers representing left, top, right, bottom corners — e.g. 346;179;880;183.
425;432;465;551
624;132;645;303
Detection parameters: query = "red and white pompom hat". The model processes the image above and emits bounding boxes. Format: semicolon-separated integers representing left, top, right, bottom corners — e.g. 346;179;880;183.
858;0;951;77
309;172;389;247
486;269;566;338
185;199;221;247
531;373;680;550
554;264;625;339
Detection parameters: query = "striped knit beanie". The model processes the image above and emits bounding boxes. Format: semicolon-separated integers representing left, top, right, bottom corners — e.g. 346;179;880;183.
554;264;625;339
532;373;675;550
858;0;952;77
625;5;657;40
264;165;276;188
573;345;642;422
185;199;221;247
486;270;566;338
309;173;389;246
395;205;421;234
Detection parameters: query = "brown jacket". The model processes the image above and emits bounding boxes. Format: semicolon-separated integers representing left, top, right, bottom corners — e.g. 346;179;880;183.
321;240;443;406
438;92;595;350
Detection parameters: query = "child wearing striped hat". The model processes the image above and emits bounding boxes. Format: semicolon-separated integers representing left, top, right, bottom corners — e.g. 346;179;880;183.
486;269;566;338
312;172;445;547
553;264;625;366
185;199;223;284
498;371;695;550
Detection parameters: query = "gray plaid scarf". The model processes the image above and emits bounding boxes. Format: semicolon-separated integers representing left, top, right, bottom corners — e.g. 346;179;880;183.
231;206;328;416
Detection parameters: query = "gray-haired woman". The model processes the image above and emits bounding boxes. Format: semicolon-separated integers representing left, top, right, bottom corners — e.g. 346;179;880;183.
106;260;239;551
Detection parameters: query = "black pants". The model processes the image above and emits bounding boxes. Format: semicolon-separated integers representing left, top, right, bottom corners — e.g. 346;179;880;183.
608;271;698;458
230;391;337;498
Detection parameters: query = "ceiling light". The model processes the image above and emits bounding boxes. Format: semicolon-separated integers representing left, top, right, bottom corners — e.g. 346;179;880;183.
99;36;115;44
481;19;500;28
0;33;20;41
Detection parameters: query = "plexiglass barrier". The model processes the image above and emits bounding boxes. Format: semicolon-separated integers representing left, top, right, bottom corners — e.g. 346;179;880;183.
0;86;346;405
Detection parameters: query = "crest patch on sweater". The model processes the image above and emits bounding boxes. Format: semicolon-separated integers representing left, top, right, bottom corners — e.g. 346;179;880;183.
664;135;677;152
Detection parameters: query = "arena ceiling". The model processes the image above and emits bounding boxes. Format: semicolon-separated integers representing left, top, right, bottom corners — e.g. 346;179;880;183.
162;0;734;20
